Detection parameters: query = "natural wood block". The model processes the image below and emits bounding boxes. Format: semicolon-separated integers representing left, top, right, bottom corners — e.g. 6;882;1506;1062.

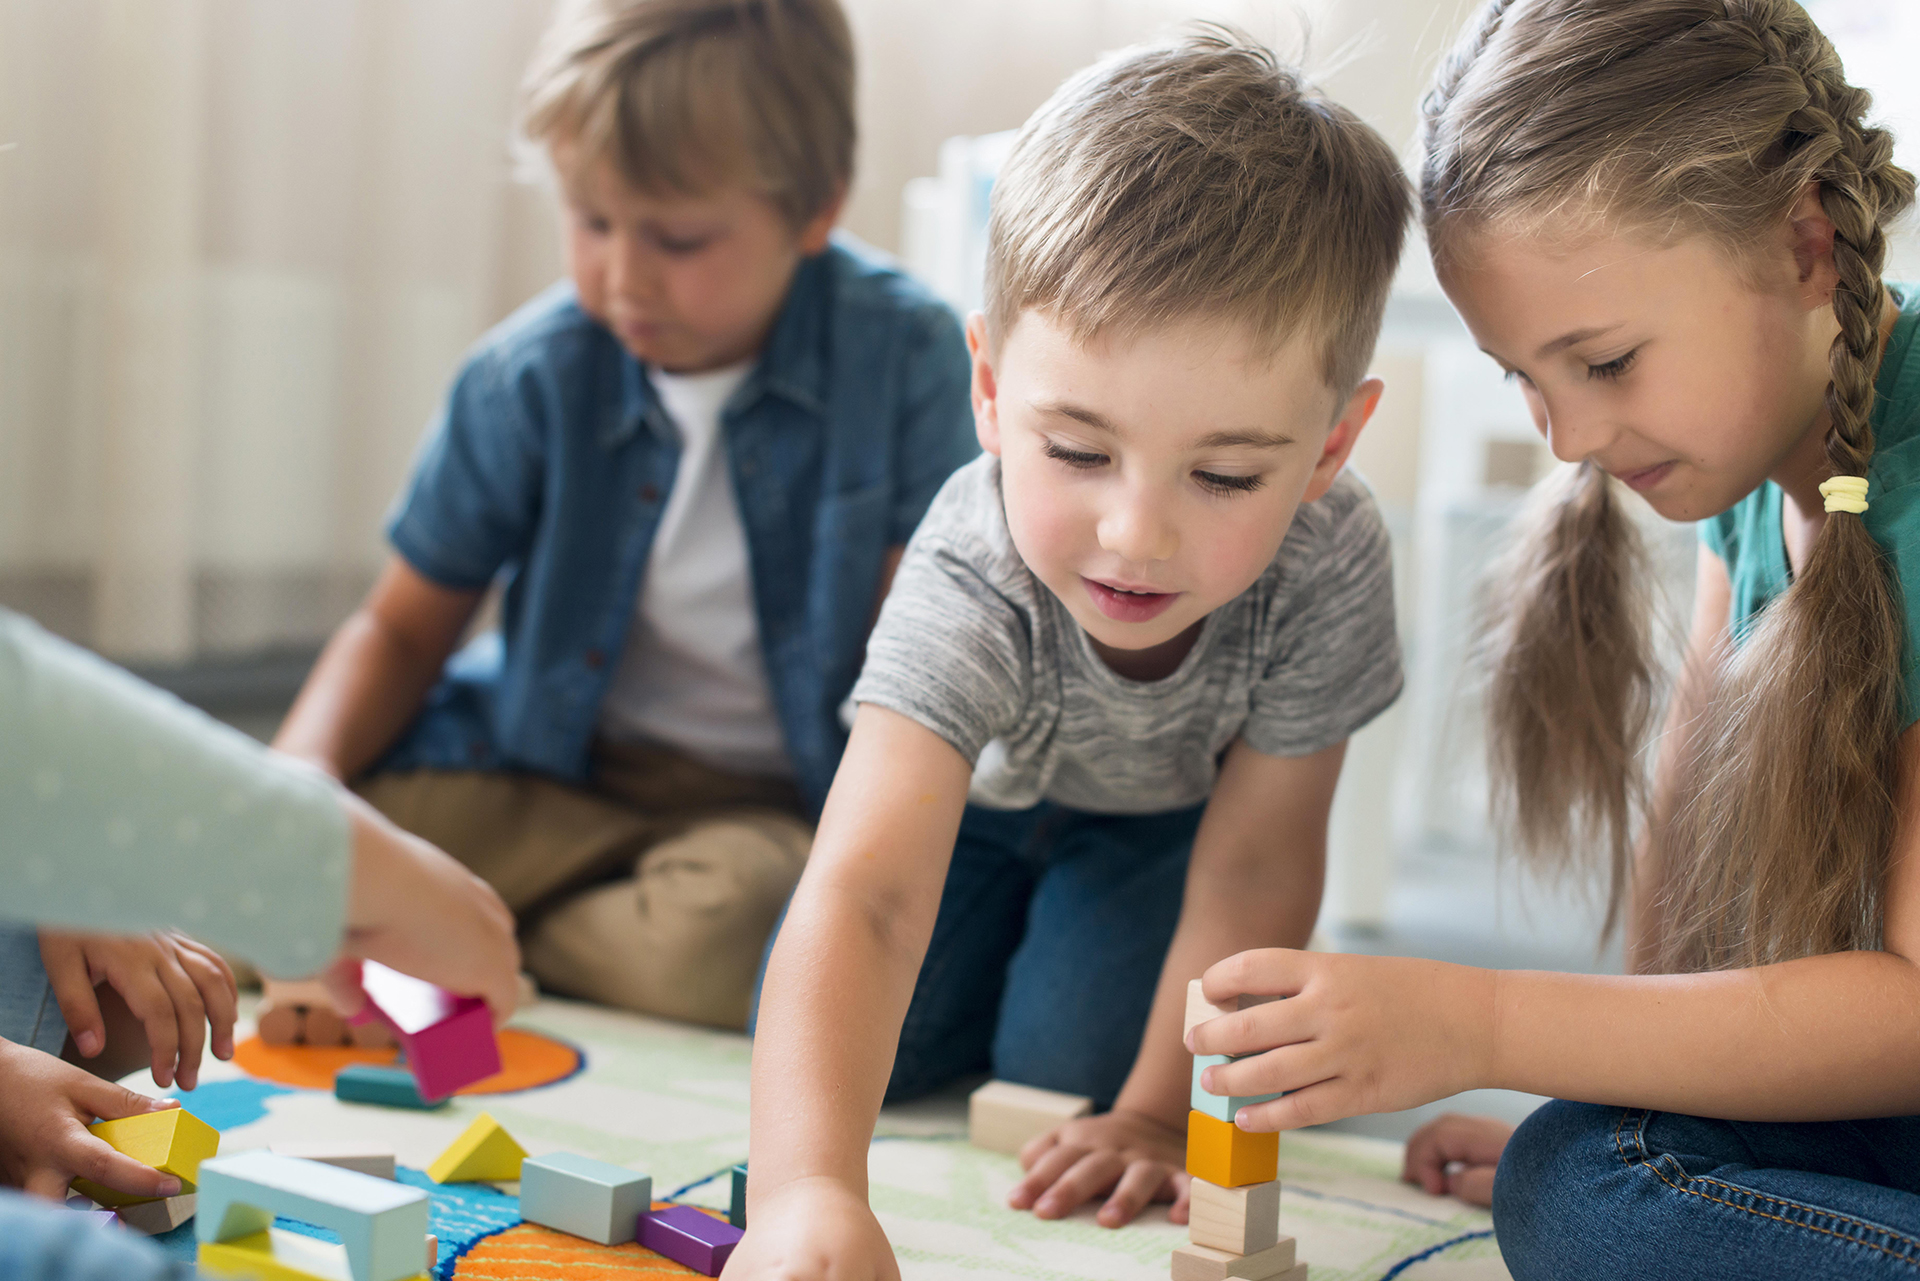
303;1003;350;1047
351;1017;398;1049
1188;1178;1280;1255
1169;1239;1299;1280
254;1000;304;1047
270;1142;397;1180
1186;1111;1277;1188
262;978;334;1007
426;1233;438;1269
968;1080;1094;1156
117;1193;197;1235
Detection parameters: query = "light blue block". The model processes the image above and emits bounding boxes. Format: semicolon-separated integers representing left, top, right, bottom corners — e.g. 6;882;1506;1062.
519;1152;652;1245
1190;1054;1281;1123
196;1150;429;1281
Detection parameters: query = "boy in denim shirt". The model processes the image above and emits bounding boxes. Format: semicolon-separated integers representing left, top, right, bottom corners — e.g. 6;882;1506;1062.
275;0;975;1030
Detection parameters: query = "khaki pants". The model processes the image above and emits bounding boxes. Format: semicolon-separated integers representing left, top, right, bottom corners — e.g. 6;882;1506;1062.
357;741;811;1030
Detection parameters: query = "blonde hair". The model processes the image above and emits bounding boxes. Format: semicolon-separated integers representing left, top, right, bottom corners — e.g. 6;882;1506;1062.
985;26;1411;394
520;0;854;229
1424;0;1917;972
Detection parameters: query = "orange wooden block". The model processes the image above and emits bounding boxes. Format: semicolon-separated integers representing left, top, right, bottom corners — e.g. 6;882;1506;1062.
1186;1110;1277;1188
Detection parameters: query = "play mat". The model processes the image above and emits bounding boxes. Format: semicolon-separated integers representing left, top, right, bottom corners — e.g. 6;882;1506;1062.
126;995;1510;1280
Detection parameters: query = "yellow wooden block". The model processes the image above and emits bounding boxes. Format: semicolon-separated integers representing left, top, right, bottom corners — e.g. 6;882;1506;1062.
425;1112;525;1183
1186;1110;1278;1188
72;1108;219;1207
198;1228;431;1281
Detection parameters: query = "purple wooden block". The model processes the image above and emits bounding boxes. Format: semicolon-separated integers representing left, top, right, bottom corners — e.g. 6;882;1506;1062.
638;1205;743;1276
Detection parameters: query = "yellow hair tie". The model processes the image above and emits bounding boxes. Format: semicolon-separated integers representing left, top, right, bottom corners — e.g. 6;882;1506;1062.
1821;476;1870;515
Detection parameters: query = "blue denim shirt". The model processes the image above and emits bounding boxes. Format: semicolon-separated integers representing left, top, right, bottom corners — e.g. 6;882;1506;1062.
378;238;978;811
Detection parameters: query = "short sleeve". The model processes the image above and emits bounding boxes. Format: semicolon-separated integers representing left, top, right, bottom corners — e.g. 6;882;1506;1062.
1242;487;1404;758
0;612;352;977
887;305;980;546
1698;509;1735;564
852;533;1031;763
386;346;548;590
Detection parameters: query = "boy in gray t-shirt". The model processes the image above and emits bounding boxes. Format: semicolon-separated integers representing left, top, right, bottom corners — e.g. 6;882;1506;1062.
740;30;1412;1274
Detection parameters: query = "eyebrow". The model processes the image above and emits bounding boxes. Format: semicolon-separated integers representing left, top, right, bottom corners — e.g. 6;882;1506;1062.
1535;323;1624;359
1032;401;1293;450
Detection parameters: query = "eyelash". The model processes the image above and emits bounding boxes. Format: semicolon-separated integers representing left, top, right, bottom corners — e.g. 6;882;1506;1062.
1039;440;1265;496
1587;349;1638;382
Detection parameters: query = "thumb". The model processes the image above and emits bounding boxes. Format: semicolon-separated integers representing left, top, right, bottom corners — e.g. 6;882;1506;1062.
76;1077;178;1125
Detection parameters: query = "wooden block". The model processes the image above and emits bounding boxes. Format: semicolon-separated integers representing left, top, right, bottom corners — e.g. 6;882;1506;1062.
117;1193;198;1235
1191;1055;1282;1124
271;1143;396;1181
1169;1239;1299;1280
72;1108;220;1207
728;1162;748;1229
426;1112;526;1183
334;1065;445;1110
350;1018;397;1050
304;1004;350;1048
1186;1111;1278;1188
196;1150;429;1281
262;977;335;1007
1184;980;1283;1038
638;1205;743;1276
1188;1178;1280;1256
519;1152;652;1245
967;1080;1094;1155
355;961;501;1102
425;1234;438;1270
255;999;305;1047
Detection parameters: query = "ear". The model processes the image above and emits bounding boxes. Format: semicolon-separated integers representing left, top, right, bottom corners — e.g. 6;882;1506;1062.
1302;378;1383;503
795;183;848;255
1785;181;1841;309
966;312;1003;456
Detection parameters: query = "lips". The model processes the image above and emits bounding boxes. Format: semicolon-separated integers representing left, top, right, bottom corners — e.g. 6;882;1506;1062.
1612;460;1676;492
1083;577;1180;623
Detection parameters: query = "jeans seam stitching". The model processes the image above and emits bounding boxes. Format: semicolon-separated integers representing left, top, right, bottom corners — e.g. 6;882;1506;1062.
1612;1107;1920;1266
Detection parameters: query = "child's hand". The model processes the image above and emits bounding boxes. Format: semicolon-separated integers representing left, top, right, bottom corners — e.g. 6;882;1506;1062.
37;928;237;1091
721;1175;899;1280
1007;1108;1188;1227
1400;1113;1512;1208
1187;949;1497;1131
0;1038;188;1200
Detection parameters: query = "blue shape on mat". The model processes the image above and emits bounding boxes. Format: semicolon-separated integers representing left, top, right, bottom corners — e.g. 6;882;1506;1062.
164;1078;297;1130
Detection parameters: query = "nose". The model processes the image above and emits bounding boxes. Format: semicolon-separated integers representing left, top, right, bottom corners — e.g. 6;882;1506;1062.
1537;394;1620;465
606;230;655;304
1096;480;1179;565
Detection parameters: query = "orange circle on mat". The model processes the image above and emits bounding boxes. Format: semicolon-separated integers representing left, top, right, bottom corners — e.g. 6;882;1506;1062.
230;1028;580;1094
454;1211;728;1276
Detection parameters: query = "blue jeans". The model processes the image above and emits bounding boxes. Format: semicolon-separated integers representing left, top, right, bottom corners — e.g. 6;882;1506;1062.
0;924;66;1054
754;801;1204;1109
1496;1099;1920;1279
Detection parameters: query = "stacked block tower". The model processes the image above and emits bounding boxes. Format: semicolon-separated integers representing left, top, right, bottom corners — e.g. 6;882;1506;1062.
1177;980;1306;1281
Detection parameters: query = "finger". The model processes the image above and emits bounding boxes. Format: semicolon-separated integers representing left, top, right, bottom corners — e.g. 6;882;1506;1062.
1237;1077;1352;1132
1007;1142;1086;1210
1097;1159;1170;1228
1032;1149;1125;1220
153;950;209;1090
1016;1125;1063;1172
76;1076;179;1124
1448;1164;1497;1208
1401;1129;1451;1195
1202;948;1309;1007
1168;1170;1192;1223
1203;1041;1331;1109
23;1166;77;1202
116;965;182;1089
64;1132;182;1200
318;957;370;1020
174;937;238;1061
41;936;107;1059
1189;996;1309;1060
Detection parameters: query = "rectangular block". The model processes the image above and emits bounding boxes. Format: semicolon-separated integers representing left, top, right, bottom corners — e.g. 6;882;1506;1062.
967;1080;1094;1156
117;1193;198;1235
197;1226;430;1281
196;1150;430;1281
1191;1055;1282;1124
639;1205;743;1276
334;1064;447;1110
729;1162;748;1229
354;961;502;1102
1184;979;1282;1038
1188;1178;1281;1256
271;1143;397;1180
72;1108;220;1207
1186;1110;1278;1188
1169;1238;1300;1281
520;1152;652;1245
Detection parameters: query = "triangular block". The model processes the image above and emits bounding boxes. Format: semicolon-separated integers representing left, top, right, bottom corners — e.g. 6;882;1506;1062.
72;1108;219;1207
426;1112;525;1183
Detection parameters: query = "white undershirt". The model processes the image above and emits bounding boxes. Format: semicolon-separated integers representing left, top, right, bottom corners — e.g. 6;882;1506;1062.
596;361;792;778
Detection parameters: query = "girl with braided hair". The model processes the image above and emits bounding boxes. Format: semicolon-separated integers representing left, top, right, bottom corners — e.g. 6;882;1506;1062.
1186;2;1920;1275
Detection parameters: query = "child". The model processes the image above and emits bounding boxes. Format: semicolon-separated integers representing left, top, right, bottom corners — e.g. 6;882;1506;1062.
1;606;518;1274
735;29;1410;1273
1190;2;1920;1278
272;0;975;1029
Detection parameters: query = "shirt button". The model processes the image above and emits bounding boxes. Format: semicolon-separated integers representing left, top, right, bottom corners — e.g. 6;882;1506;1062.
639;483;660;502
585;648;606;669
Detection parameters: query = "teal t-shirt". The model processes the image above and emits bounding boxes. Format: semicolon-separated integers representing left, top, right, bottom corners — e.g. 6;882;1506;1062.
1700;283;1920;721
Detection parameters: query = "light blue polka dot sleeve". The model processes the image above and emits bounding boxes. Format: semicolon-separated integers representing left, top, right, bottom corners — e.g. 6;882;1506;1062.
0;611;350;977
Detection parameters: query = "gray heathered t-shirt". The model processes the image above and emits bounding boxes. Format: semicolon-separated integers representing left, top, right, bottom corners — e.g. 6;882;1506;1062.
852;455;1403;814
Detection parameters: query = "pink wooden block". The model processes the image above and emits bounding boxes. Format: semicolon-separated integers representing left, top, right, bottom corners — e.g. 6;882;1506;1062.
351;961;501;1102
638;1205;742;1276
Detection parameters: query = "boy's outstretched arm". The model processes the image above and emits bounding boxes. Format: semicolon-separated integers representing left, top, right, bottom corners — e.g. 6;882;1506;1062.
274;557;481;780
1010;737;1345;1227
733;705;973;1281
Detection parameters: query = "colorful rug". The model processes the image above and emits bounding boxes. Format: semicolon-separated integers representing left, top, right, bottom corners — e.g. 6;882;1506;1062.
128;996;1509;1280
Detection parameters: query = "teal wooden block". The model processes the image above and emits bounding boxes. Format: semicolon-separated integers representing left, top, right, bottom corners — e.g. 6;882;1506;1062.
197;1150;429;1281
1190;1054;1281;1123
334;1064;447;1110
729;1162;747;1229
519;1152;651;1245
